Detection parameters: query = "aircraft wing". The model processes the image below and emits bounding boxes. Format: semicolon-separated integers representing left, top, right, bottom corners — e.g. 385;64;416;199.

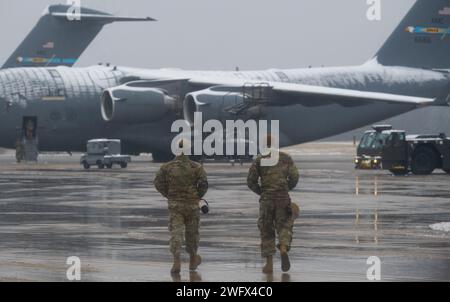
188;78;435;107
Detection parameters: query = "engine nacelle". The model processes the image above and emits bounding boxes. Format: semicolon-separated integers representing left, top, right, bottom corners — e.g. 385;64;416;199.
101;84;177;124
183;86;266;125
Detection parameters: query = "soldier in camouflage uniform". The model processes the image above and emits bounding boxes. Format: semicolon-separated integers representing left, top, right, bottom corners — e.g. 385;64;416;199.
15;138;24;163
247;136;299;273
154;140;208;274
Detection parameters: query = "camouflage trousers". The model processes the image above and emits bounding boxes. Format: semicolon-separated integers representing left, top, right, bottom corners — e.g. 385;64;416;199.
169;206;200;256
258;194;294;257
16;148;24;163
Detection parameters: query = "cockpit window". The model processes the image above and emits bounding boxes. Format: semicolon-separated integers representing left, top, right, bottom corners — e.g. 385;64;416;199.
385;132;405;147
373;133;389;148
359;132;389;149
359;132;376;148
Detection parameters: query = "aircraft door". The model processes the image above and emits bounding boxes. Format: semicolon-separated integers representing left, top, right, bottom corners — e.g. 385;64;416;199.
23;116;37;139
19;116;39;162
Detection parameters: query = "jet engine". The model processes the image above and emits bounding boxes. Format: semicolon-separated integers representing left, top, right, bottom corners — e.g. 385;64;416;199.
101;84;178;124
183;85;269;125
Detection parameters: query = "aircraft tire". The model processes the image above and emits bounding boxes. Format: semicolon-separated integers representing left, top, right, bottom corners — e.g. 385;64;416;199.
82;161;90;170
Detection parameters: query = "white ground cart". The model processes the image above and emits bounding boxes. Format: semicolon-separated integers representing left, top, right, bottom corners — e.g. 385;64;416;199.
80;139;131;170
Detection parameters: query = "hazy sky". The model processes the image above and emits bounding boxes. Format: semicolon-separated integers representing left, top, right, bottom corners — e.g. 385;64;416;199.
0;0;416;70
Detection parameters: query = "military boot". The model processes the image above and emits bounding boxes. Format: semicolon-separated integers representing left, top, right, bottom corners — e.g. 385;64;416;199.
262;256;273;274
189;254;202;271
280;245;291;272
171;254;181;274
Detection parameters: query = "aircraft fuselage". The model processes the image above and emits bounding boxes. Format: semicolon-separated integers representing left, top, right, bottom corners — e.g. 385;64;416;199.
0;63;447;154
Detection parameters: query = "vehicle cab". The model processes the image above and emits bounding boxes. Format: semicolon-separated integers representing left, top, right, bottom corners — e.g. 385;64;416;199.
355;125;392;169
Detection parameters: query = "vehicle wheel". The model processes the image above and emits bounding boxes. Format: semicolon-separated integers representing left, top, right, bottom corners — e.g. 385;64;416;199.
82;161;90;170
97;161;104;169
120;162;128;169
411;147;437;175
390;168;408;176
152;152;175;163
106;163;113;169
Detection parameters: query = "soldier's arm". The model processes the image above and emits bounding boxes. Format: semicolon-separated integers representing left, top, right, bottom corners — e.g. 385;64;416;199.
287;155;300;191
154;166;169;198
196;166;208;199
247;159;262;195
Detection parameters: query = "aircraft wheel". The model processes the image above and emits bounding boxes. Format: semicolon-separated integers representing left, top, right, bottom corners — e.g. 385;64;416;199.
411;147;437;175
82;161;90;170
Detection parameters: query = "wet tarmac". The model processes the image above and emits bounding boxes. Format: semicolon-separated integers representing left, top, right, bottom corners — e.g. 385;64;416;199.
0;143;449;282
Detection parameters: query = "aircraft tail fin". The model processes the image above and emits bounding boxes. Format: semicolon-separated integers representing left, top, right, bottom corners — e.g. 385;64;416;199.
376;0;450;69
1;4;155;69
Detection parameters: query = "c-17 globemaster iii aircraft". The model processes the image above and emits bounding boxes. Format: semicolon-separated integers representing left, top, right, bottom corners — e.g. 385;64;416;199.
0;0;449;161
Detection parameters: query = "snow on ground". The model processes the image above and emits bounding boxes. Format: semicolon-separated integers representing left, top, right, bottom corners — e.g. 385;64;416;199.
430;222;450;232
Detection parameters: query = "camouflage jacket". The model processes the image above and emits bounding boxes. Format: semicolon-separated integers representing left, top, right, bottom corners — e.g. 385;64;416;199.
154;155;208;207
247;151;299;198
